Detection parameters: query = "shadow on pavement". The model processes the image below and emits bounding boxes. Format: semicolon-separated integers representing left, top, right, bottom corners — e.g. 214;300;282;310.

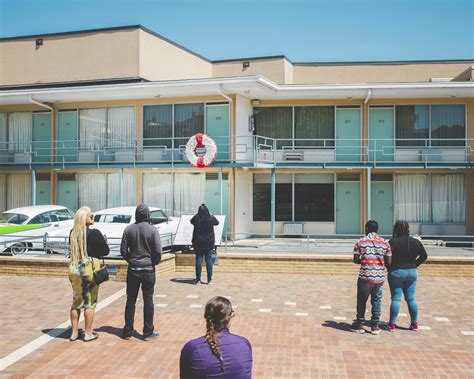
41;327;72;339
95;325;125;338
170;278;196;285
321;320;353;332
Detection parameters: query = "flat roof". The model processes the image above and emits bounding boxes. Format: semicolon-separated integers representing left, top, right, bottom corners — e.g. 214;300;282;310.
1;25;472;66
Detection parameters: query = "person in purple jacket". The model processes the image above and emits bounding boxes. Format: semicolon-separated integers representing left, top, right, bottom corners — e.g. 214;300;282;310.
180;296;253;379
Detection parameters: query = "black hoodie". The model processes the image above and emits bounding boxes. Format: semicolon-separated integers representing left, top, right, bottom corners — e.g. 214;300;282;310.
120;204;162;267
191;204;219;252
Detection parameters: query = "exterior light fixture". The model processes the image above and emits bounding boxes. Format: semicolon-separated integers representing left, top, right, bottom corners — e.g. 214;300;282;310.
251;99;260;106
35;38;43;48
243;61;250;68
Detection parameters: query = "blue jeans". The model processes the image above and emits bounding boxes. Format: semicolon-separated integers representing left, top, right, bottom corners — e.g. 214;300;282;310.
195;249;214;283
355;279;384;327
388;268;418;324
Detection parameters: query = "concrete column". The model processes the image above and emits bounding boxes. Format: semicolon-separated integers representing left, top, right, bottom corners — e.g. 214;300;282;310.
271;168;276;239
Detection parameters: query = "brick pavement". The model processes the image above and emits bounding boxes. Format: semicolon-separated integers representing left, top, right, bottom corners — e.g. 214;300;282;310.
1;272;473;378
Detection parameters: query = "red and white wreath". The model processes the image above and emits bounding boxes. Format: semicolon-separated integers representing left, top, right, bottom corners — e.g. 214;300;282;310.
185;133;218;167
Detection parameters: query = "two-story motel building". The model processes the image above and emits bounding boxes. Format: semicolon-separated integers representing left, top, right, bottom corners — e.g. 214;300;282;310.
1;25;473;238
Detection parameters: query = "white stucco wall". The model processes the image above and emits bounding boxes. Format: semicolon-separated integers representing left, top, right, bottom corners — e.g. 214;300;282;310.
234;169;252;238
235;95;254;163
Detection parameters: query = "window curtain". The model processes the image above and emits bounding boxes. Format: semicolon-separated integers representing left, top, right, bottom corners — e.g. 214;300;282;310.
143;105;173;148
174;104;204;148
123;172;136;206
254;107;292;149
142;173;173;215
295;106;334;147
79;108;107;149
7;174;32;209
107;107;135;148
0;174;6;211
8;112;32;152
431;105;465;147
106;173;121;208
0;113;7;151
173;173;205;216
78;173;107;211
394;174;430;223
395;106;429;147
432;175;465;223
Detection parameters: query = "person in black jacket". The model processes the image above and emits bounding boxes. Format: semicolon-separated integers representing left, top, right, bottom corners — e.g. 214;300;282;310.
68;206;109;342
191;204;219;285
387;220;428;332
120;203;162;341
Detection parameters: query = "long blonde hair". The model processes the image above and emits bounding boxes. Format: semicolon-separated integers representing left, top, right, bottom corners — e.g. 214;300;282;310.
70;206;91;264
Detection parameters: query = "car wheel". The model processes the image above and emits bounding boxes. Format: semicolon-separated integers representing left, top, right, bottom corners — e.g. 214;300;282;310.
10;242;29;255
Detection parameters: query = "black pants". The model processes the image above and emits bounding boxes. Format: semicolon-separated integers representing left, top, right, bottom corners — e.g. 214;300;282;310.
124;268;156;337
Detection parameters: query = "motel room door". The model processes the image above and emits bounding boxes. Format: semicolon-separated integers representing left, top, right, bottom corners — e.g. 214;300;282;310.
369;108;394;163
336;108;361;162
57;175;77;212
371;181;393;236
57;111;78;163
206;105;229;161
32;112;51;163
336;181;361;234
204;173;230;235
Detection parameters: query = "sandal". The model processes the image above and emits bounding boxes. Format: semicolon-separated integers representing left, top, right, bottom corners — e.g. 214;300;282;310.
69;334;79;342
84;332;99;342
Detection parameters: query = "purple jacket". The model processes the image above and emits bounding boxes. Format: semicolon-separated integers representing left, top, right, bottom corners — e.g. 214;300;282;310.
180;329;252;379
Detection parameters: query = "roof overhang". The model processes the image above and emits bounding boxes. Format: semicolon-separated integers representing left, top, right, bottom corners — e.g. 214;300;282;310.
1;76;473;105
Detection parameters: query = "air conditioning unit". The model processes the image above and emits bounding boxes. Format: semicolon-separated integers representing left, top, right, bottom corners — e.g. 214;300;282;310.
283;223;303;236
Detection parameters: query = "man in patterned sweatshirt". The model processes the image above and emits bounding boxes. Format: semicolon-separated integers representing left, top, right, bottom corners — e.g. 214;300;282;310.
350;220;392;335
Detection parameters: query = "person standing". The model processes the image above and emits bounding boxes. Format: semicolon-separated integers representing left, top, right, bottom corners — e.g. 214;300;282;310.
350;220;392;335
191;204;219;285
68;206;109;342
121;203;162;341
180;296;253;379
387;220;428;332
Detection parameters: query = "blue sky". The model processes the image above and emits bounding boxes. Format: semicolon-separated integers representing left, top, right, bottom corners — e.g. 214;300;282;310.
0;0;472;62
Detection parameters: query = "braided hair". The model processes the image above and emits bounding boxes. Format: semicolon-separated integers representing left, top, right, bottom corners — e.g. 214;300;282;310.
204;296;233;371
393;220;410;238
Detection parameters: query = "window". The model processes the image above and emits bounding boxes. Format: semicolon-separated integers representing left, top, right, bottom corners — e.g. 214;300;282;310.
94;214;132;223
395;106;429;147
150;210;168;225
0;213;28;224
431;105;465;146
253;107;292;149
174;103;204;147
143;105;173;148
295;106;334;147
395;105;465;147
253;174;334;222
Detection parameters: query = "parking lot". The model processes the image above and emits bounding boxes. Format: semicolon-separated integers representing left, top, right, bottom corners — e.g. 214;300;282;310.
1;271;473;378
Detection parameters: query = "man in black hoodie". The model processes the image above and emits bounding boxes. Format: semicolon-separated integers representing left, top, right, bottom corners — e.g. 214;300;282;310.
121;203;162;341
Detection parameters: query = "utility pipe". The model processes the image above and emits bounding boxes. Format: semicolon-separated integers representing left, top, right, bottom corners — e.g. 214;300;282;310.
364;89;372;104
28;95;53;110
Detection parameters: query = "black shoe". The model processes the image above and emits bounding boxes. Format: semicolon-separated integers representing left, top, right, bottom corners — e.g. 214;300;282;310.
122;334;132;340
143;332;159;341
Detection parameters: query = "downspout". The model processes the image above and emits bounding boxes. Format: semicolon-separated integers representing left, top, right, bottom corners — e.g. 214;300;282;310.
28;95;53;110
364;89;371;104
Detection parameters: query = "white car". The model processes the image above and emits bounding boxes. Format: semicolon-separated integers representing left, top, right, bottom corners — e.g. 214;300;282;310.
0;205;75;255
45;206;179;257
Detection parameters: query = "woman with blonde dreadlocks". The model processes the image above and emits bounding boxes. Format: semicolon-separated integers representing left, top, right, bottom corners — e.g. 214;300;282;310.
180;296;252;378
68;206;109;342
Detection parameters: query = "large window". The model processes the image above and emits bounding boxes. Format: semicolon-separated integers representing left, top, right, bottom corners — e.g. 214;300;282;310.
396;105;465;147
254;106;335;149
175;103;204;146
394;174;465;223
253;173;334;222
143;105;173;148
295;106;334;147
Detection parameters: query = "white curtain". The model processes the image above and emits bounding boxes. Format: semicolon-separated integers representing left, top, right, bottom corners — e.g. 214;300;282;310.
123;172;136;206
8;112;32;152
0;174;6;211
394;174;430;223
7;174;32;209
106;173;121;208
0;113;7;148
432;174;465;223
108;107;135;148
142;173;173;215
78;173;107;211
79;108;107;149
173;173;205;216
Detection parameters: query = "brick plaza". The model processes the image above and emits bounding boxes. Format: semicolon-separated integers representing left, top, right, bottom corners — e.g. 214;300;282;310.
1;270;473;378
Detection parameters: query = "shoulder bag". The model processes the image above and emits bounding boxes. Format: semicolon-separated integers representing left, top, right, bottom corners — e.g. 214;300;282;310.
91;257;109;285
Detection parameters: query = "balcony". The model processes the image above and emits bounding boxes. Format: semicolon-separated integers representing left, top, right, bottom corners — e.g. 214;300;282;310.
0;136;471;169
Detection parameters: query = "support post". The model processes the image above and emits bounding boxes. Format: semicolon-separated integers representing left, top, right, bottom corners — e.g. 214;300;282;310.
271;168;276;239
120;169;124;206
32;170;36;205
218;167;223;214
367;167;371;221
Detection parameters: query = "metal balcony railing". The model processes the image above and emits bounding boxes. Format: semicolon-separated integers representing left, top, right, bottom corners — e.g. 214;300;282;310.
0;136;471;167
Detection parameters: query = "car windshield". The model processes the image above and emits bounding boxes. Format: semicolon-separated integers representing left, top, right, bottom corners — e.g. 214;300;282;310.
94;214;132;223
150;210;168;225
0;213;29;225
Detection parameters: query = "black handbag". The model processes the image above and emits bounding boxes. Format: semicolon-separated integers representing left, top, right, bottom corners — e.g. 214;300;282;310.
92;257;109;285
